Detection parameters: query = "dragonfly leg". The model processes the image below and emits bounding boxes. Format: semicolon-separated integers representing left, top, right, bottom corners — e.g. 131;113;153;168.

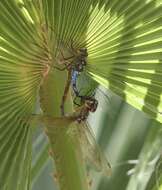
60;70;72;116
60;49;74;60
77;108;89;123
53;61;72;71
53;65;66;71
73;96;81;106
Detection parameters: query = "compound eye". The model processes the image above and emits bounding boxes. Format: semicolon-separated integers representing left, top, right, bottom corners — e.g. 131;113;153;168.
79;48;88;57
79;48;86;52
90;99;98;112
94;103;98;112
95;100;98;106
91;106;97;112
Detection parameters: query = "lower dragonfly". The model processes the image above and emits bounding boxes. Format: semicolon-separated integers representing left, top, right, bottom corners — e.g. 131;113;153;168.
71;69;112;176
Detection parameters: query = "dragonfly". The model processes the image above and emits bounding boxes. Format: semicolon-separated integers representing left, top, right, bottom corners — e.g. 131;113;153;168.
55;46;88;115
31;39;88;115
74;98;112;175
71;70;111;175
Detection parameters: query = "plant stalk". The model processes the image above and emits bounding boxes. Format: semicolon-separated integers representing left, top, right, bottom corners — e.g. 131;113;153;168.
39;69;89;190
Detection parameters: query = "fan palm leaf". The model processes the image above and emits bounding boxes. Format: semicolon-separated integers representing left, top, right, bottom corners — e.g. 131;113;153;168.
0;0;162;190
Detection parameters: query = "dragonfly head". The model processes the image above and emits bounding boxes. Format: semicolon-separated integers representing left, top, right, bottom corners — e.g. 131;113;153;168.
74;48;87;72
85;98;98;112
78;48;88;57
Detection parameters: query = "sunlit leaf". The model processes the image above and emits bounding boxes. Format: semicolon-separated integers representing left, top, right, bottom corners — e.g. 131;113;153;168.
1;0;162;190
0;1;45;189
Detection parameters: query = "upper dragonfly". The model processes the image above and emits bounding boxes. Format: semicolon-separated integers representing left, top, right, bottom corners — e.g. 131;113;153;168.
55;47;88;115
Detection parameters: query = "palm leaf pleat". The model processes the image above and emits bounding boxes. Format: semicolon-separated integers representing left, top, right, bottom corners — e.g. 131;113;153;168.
0;1;45;189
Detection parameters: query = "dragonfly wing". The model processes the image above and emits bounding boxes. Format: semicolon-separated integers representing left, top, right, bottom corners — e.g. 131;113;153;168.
77;122;111;176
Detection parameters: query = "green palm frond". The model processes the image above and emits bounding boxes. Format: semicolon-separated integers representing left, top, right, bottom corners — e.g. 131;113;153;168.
0;1;45;189
0;0;162;190
87;1;162;123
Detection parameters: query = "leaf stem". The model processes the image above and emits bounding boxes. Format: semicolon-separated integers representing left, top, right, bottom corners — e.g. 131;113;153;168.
39;69;89;190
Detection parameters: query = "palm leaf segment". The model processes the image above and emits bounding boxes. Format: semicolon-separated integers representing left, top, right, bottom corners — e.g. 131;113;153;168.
87;1;162;123
0;1;46;189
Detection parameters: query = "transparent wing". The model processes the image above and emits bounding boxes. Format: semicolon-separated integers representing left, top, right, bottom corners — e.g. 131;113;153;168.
77;121;111;176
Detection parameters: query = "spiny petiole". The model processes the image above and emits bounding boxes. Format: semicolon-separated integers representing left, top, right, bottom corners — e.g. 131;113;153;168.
23;111;82;127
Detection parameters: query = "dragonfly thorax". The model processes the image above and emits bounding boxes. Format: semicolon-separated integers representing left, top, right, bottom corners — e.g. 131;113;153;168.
74;56;87;72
